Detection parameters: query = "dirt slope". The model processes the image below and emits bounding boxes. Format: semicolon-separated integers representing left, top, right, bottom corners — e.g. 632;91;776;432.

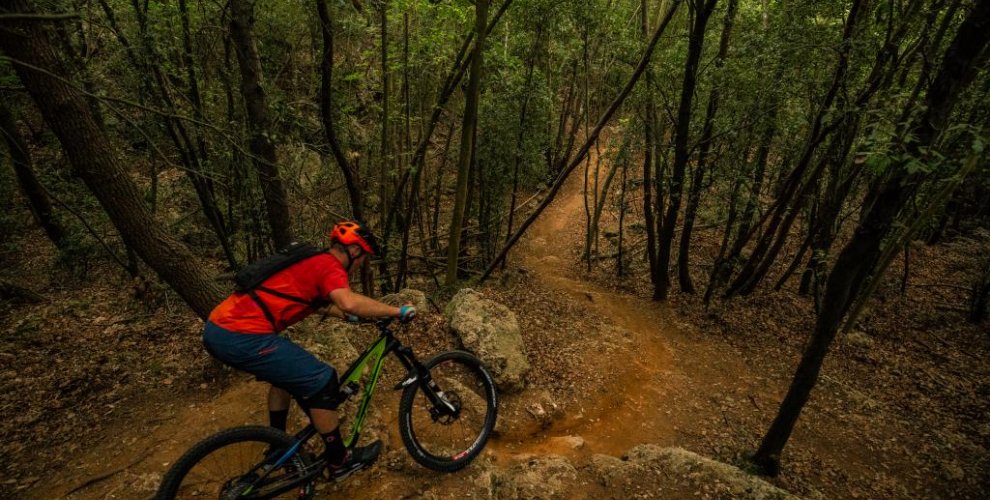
21;147;987;499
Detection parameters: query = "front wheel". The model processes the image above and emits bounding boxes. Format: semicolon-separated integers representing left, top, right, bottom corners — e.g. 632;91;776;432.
155;426;315;500
398;350;498;472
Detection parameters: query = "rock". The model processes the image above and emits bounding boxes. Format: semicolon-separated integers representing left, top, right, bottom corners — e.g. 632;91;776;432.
525;389;563;428
589;454;626;487
492;456;578;500
590;445;799;499
380;288;431;313
445;289;530;393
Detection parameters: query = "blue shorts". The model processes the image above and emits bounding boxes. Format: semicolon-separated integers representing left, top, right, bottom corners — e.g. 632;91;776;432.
202;321;335;399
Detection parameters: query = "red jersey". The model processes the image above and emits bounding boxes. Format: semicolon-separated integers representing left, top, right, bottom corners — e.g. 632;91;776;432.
209;253;350;333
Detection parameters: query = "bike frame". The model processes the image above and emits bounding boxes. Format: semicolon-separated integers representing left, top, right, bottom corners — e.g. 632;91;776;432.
176;320;470;500
275;320;454;464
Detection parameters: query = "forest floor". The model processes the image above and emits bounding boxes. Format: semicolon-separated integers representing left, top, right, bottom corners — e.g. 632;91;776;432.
2;155;988;499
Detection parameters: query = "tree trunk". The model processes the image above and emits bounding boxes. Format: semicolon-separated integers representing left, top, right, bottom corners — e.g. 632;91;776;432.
229;0;293;249
641;0;661;294
678;0;739;294
503;38;538;269
0;102;67;249
0;2;223;318
445;0;489;286
752;0;990;474
617;151;629;276
379;0;390;234
703;172;743;306
655;0;718;301
316;0;363;221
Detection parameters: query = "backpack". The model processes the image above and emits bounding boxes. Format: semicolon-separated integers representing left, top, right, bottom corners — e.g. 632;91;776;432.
234;241;330;330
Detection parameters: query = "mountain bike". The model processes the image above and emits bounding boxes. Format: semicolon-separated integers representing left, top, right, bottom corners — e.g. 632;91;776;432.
155;318;498;499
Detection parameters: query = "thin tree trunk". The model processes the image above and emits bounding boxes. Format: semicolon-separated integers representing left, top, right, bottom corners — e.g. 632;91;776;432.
709;115;775;298
179;0;237;269
592;146;624;242
446;0;489;286
316;0;363;220
582;30;592;270
678;0;738;294
431;121;455;252
641;0;661;294
0;102;67;249
703;172;743;306
617;151;629;276
379;0;390;233
655;0;718;301
229;0;293;249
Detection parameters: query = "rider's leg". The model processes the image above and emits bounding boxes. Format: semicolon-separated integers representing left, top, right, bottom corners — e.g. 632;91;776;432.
311;409;347;465
299;380;348;466
308;408;339;433
268;385;291;431
213;331;380;472
298;379;382;477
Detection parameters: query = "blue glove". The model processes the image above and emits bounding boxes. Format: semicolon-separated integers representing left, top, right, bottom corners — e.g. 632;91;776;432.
399;305;417;323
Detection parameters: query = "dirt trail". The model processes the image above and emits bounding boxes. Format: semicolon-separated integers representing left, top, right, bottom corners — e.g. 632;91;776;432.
491;158;754;461
34;153;760;499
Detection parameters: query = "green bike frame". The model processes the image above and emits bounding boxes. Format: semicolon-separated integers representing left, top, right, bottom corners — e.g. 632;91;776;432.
329;319;454;448
337;335;389;447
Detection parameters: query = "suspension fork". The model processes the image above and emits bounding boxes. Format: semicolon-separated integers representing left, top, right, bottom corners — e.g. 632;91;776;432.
391;344;458;415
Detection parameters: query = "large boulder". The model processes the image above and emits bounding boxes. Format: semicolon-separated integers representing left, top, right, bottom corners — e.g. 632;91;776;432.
590;445;799;499
444;288;530;392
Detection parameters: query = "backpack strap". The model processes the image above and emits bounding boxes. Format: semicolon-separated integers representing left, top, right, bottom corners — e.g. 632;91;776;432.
248;286;330;331
246;289;279;331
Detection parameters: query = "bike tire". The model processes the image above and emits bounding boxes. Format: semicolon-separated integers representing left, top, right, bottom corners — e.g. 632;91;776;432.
155;426;314;500
398;350;498;472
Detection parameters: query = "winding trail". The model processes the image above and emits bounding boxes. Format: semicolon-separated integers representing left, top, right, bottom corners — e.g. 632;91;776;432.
34;150;762;499
490;151;756;461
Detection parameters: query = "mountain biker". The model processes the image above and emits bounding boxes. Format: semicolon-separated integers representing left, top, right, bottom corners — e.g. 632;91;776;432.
202;220;416;480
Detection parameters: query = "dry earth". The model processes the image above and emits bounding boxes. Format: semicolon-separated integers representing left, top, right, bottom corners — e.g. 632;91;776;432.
2;148;988;499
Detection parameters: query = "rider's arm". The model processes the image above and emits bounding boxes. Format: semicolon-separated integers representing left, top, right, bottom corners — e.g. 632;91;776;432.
317;304;347;319
329;288;402;318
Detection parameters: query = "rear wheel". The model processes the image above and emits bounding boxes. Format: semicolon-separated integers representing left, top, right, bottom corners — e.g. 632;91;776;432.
156;426;316;499
398;351;498;472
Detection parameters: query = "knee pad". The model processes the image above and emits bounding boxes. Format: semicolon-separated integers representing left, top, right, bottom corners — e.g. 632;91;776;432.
303;376;342;411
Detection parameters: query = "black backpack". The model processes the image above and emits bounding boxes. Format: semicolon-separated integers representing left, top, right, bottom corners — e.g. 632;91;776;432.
234;241;330;330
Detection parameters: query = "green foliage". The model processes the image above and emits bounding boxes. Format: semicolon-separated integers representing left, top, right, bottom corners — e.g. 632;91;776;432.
3;0;987;294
